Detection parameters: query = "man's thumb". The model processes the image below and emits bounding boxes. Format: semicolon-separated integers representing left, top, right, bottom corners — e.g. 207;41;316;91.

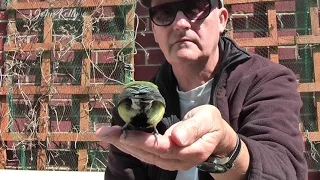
170;117;210;146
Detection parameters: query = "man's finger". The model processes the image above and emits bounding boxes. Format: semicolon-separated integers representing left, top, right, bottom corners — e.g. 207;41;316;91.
96;126;122;143
119;130;181;158
171;115;216;146
119;142;185;171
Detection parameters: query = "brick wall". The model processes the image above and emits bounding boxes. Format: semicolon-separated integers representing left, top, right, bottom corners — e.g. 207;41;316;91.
134;4;165;80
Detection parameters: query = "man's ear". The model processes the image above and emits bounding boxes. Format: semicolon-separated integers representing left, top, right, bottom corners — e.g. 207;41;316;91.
152;23;158;43
218;8;229;34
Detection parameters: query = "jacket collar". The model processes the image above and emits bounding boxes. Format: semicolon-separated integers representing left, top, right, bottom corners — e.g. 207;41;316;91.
218;36;251;70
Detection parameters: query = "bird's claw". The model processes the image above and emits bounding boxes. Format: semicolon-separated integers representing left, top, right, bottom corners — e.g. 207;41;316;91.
153;127;159;146
121;127;127;139
153;131;159;146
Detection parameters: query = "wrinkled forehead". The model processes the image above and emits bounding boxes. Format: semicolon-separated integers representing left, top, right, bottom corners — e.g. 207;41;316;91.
151;0;175;7
150;0;220;7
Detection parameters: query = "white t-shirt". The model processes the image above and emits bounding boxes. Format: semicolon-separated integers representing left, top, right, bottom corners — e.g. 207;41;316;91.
175;78;213;180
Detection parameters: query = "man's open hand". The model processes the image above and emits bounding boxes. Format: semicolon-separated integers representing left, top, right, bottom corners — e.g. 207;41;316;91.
96;105;237;171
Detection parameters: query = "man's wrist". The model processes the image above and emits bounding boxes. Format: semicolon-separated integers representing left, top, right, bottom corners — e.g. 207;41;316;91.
212;122;238;158
197;134;242;173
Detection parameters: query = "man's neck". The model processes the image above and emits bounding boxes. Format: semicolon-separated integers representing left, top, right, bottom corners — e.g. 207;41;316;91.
172;54;219;92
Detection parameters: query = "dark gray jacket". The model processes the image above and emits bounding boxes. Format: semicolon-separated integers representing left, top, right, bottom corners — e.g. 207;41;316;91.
105;37;308;180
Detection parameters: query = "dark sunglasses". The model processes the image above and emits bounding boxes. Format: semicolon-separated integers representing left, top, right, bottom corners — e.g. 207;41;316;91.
149;0;218;26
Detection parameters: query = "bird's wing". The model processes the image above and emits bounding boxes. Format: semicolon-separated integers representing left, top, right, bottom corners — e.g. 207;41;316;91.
146;101;165;128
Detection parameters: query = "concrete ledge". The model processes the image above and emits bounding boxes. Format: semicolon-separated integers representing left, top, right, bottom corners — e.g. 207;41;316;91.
0;170;104;180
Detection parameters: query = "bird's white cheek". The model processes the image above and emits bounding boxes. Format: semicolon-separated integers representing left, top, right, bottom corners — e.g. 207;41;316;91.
131;99;141;110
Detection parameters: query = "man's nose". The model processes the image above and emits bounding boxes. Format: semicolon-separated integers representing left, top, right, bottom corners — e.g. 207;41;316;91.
173;11;192;30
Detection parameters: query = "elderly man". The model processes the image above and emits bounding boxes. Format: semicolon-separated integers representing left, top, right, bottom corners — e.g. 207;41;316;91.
96;0;308;179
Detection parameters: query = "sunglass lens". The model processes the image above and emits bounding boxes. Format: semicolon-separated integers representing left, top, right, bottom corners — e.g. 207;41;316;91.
149;0;211;26
184;0;211;20
150;4;177;26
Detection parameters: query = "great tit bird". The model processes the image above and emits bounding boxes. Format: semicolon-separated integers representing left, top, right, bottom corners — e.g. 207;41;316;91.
116;81;166;145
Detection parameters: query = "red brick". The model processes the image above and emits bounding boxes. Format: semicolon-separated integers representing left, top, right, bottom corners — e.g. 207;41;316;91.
0;22;6;35
53;76;73;84
278;48;296;60
91;51;97;64
231;4;254;13
135;17;149;32
18;75;36;84
92;34;115;41
278;29;297;37
95;50;115;64
47;141;71;149
147;49;165;65
30;35;40;43
50;120;72;132
277;14;296;29
52;51;75;62
14;51;38;61
275;1;296;12
246;47;256;54
233;32;255;39
134;65;160;80
89;102;112;109
136;33;158;48
0;37;4;49
54;35;74;44
6;141;14;148
254;47;269;58
0;11;7;20
134;49;146;65
12;118;29;132
135;3;149;17
232;16;247;30
93;6;119;18
15;10;28;19
16;9;38;19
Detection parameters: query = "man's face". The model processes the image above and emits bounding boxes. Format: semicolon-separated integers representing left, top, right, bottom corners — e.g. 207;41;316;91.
151;0;228;66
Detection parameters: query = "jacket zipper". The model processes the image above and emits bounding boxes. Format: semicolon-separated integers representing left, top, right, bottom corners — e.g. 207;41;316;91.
211;66;227;106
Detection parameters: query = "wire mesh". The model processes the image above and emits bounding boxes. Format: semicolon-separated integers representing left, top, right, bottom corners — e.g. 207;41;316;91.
0;0;137;171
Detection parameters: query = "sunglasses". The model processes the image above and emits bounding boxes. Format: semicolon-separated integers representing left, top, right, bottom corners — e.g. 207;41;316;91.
149;0;218;26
